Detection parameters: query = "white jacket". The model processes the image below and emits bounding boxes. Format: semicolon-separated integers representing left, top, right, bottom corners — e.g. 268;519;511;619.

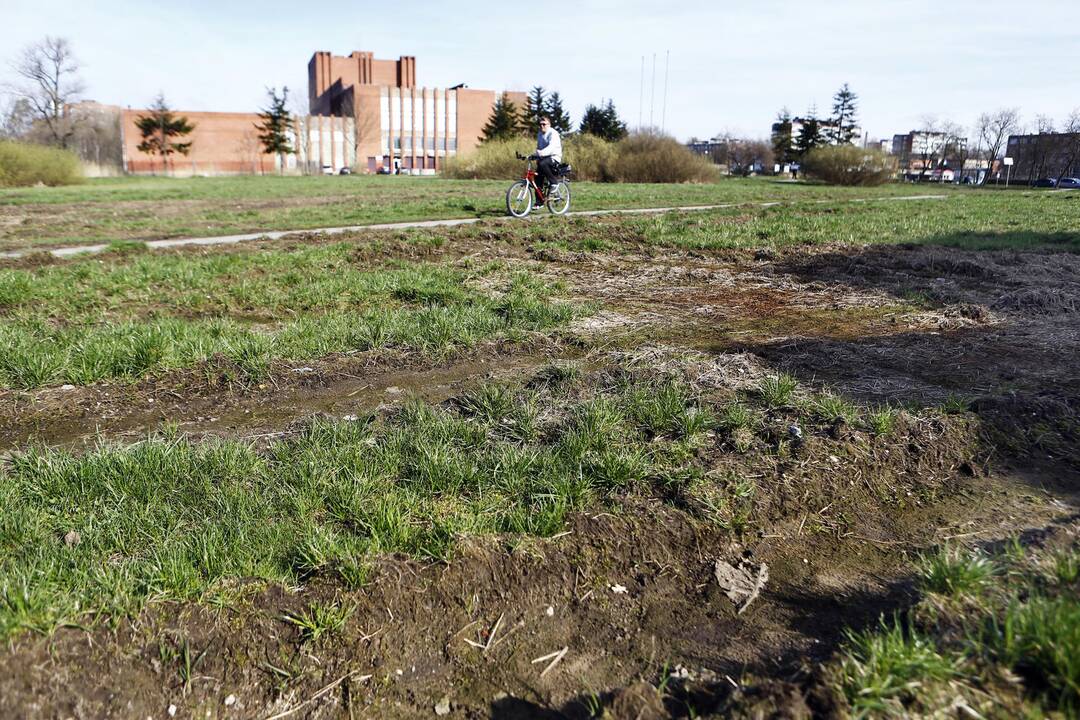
536;128;562;162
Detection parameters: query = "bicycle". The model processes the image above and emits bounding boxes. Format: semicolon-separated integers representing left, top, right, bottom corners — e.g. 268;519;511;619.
505;152;572;217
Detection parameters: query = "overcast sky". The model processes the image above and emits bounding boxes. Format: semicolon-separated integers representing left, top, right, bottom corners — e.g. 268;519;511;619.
3;0;1078;141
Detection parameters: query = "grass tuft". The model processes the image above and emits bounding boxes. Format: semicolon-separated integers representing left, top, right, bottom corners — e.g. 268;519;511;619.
917;546;997;597
756;373;798;409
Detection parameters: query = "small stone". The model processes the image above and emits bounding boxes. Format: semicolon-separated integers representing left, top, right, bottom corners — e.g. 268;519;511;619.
434;696;451;715
343;414;360;421
64;530;81;547
224;694;236;706
168;705;177;717
386;386;402;394
60;384;76;391
545;605;555;616
493;692;508;701
610;584;628;594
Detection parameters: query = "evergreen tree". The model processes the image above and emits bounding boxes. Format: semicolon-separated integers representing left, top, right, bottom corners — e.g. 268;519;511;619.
830;83;859;144
793;106;825;158
545;91;572;134
256;86;294;174
135;94;195;174
480;93;521;142
520;86;546;136
771;107;793;165
580;100;627;142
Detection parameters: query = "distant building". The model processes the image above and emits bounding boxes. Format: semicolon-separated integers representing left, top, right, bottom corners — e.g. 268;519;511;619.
76;50;525;175
1006;132;1080;183
889;131;969;180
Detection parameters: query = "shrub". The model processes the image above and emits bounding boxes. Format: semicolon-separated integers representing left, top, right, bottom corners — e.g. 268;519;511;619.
443;131;718;184
0;140;84;187
802;145;896;186
608;131;720;184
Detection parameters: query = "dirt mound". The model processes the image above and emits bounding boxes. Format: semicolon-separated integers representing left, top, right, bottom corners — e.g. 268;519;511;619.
992;287;1079;315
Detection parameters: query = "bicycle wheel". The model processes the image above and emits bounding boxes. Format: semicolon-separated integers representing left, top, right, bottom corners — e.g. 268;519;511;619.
546;181;571;215
506;180;533;217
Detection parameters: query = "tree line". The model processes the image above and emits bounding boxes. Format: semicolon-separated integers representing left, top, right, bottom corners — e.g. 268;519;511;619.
480;86;629;144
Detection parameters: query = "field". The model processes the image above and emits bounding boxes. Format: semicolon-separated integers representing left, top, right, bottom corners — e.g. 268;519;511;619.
1;178;1078;719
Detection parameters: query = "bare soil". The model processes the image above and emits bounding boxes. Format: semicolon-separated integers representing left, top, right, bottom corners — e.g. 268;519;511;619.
2;237;1079;718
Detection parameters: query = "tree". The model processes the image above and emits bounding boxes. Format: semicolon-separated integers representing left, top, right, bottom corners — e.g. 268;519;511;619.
0;97;35;140
728;139;774;176
256;86;293;174
975;108;1021;184
830;83;859;144
580;100;627;142
480;93;521;142
545;91;572;135
135;94;195;174
794;107;825;157
1057;109;1080;183
520;86;546;136
7;36;85;148
770;107;794;165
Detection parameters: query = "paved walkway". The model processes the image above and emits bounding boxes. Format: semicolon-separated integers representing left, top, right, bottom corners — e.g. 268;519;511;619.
0;194;950;260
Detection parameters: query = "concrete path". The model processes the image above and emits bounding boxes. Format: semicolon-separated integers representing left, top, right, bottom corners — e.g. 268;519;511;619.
0;194;950;260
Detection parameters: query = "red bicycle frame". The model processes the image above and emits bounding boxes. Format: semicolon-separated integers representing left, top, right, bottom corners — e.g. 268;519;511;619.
518;155;547;203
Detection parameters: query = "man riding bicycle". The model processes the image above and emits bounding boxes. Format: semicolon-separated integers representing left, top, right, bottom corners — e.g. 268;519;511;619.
531;116;562;194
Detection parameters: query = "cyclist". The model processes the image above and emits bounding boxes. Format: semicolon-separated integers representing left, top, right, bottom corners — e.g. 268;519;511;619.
531;116;562;194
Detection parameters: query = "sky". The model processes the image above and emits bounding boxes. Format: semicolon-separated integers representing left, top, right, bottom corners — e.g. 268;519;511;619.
3;0;1079;142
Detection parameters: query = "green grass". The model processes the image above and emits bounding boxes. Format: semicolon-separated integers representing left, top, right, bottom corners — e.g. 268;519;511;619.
917;545;997;597
0;373;723;638
0;175;968;250
0;244;575;388
756;373;799;409
283;599;355;643
831;543;1080;717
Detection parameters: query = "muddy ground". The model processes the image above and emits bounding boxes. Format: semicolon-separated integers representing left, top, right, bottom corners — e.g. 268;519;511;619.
2;231;1079;718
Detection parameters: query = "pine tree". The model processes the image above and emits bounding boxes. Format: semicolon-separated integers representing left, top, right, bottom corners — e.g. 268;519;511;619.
520;86;546;136
794;106;825;158
830;83;859;144
135;94;195;174
256;86;294;174
601;100;628;141
545;91;572;134
480;93;521;142
580;100;627;142
771;107;793;165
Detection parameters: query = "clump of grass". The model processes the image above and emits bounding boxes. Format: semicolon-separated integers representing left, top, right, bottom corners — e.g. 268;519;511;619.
867;406;898;436
283;599;355;642
835;618;960;715
756;373;798;409
717;401;755;431
941;394;970;415
809;392;860;426
1046;549;1080;586
917;546;997;597
626;379;713;439
989;596;1080;711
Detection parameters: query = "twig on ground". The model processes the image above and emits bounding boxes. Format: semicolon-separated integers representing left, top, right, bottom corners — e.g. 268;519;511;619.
263;670;371;720
530;647;569;678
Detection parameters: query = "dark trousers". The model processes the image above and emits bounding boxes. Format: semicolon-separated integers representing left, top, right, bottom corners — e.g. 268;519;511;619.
537;156;558;188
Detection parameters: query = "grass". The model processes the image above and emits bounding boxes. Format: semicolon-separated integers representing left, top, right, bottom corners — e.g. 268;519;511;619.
0;245;575;388
282;599;355;643
0;174;964;250
0;370;723;638
831;543;1080;717
756;373;799;408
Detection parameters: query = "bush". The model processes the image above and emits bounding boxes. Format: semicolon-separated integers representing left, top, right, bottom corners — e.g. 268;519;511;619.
0;140;84;187
802;145;896;186
608;131;720;183
443;131;718;184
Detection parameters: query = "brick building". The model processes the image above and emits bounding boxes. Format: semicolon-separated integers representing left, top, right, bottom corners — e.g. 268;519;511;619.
308;50;526;173
1005;132;1080;184
109;50;523;175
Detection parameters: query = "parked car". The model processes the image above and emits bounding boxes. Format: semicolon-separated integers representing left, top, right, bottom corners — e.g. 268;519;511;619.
320;164;335;175
339;167;352;175
1058;177;1080;189
1033;177;1057;188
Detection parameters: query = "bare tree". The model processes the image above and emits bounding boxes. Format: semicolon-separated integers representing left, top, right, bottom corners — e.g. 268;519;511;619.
7;36;85;148
0;96;35;139
1057;109;1080;183
975;108;1021;185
